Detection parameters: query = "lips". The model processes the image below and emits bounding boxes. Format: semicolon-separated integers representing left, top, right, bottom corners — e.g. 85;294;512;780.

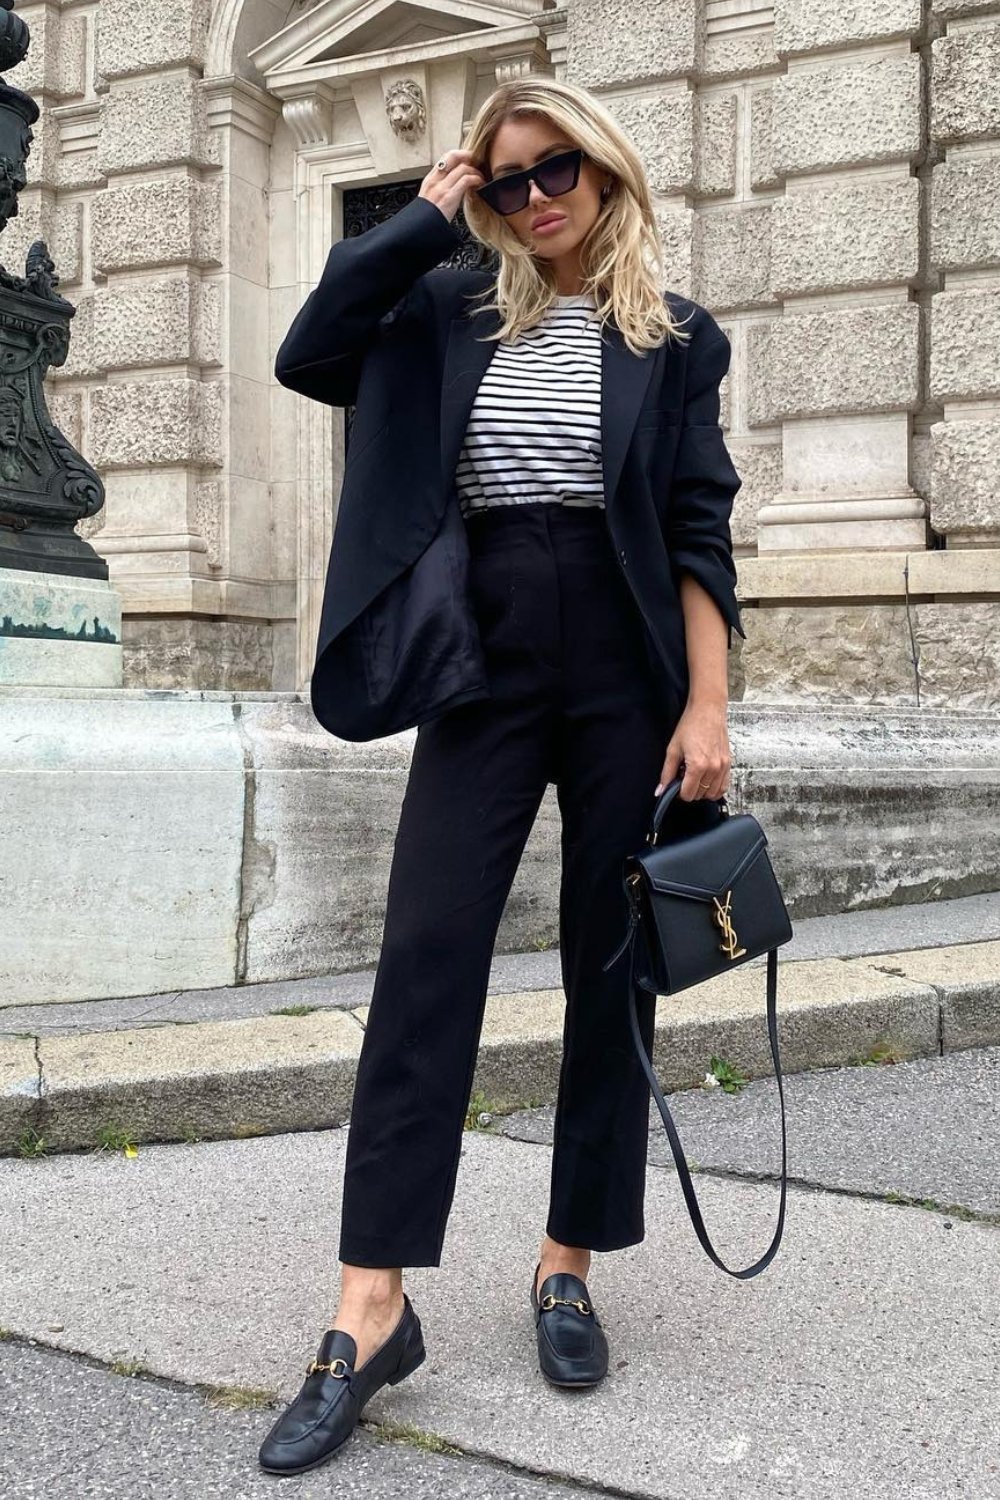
531;213;567;231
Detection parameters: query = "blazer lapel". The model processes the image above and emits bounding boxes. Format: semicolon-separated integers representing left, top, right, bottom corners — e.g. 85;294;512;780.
600;319;659;510
440;303;502;500
440;301;659;511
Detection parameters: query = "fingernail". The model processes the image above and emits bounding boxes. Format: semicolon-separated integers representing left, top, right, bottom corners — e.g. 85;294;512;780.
654;783;664;796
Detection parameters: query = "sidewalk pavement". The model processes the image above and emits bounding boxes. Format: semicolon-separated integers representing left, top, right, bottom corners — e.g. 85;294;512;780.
2;892;1000;1156
1;1042;997;1498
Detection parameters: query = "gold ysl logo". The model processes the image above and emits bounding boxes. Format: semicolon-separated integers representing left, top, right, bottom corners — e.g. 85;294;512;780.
712;889;746;960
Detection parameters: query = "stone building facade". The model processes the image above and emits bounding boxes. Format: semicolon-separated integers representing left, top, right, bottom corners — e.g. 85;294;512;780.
12;0;1000;710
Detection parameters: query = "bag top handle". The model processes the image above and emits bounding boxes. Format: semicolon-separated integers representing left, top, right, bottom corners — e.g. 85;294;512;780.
649;773;728;846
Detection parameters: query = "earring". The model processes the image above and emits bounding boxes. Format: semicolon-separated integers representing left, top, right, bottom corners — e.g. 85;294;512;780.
600;182;612;203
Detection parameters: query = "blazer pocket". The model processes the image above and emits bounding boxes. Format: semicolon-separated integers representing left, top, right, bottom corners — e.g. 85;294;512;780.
636;410;681;431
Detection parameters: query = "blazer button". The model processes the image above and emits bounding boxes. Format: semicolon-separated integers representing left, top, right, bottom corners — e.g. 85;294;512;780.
619;548;627;564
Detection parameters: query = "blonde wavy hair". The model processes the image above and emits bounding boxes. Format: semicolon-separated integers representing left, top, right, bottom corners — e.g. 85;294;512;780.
459;76;693;357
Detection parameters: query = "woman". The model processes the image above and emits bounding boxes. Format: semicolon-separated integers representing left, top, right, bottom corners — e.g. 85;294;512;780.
259;75;743;1476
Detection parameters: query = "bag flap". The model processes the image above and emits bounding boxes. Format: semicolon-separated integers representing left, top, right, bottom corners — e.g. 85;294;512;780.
640;814;768;901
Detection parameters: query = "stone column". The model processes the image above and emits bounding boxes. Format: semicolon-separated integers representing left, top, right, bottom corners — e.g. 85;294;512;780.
928;5;1000;549
754;2;926;554
84;0;230;685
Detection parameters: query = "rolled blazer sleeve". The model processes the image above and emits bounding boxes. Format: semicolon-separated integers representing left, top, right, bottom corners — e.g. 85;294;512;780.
274;195;462;407
665;322;745;648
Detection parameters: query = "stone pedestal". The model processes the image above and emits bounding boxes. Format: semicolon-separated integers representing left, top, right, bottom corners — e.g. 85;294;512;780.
1;691;999;1008
0;567;121;685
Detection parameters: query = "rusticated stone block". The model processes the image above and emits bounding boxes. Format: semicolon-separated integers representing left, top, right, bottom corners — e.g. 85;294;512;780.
747;304;920;425
1;192;83;284
727;442;782;549
23;108;58;191
774;0;922;54
7;10;88;99
567;0;698;89
50;390;83;452
55;293;98;380
695;205;775;311
772;55;921;175
655;206;696;297
931;289;1000;403
695;94;737;197
96;0;211;83
605;91;694;194
771;177;919;296
930;419;1000;536
741;605;916;705
717;340;732;429
749;86;779;191
92;178;222;273
90;379;223;468
702;29;780;82
932;0;999;14
931;27;1000;145
915;604;1000;710
931;154;1000;272
94;276;221;372
98;74;217;175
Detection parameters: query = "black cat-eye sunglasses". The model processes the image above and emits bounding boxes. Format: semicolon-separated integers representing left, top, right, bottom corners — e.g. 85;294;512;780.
476;146;585;217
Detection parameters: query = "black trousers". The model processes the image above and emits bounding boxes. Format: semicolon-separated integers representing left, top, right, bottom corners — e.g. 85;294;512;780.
338;501;676;1268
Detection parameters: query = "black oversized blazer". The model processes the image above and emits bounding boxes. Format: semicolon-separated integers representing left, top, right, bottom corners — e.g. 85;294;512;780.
274;194;745;742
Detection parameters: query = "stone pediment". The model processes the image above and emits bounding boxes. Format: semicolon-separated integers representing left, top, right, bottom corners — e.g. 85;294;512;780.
249;0;551;75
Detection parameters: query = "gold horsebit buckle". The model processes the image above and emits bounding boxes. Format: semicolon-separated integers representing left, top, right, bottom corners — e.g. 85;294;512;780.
539;1294;592;1315
306;1356;350;1378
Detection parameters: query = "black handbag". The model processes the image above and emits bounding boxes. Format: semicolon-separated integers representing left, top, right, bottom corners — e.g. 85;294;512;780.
602;774;794;1279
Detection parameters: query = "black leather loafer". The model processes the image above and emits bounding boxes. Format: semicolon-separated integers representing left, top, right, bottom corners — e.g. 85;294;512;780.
530;1262;609;1388
258;1293;426;1475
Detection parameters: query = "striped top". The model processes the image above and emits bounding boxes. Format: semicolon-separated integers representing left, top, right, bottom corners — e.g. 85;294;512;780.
455;292;605;517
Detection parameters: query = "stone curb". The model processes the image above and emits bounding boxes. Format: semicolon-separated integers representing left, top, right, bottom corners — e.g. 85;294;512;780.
2;941;999;1157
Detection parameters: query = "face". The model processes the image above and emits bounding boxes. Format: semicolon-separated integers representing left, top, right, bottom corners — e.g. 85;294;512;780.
482;114;610;271
0;396;20;444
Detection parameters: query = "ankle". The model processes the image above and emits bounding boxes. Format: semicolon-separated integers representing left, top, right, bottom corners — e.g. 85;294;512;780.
337;1266;404;1316
537;1237;591;1283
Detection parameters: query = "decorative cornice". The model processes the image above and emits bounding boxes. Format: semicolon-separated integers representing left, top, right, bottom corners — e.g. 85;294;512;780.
262;17;550;93
49;100;100;158
202;74;283;140
705;1;774;37
249;0;547;76
492;36;551;81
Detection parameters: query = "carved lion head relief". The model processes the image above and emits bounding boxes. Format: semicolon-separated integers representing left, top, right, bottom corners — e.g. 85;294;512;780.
384;79;426;140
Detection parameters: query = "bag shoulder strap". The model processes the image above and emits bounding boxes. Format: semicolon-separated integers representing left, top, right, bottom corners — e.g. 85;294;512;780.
627;937;787;1280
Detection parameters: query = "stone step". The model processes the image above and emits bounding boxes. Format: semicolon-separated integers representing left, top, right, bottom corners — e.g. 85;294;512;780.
2;938;998;1157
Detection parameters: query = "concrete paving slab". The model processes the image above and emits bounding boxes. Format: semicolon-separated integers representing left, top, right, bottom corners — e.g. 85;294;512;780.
1;952;943;1156
0;1036;40;1140
500;1046;1000;1219
29;1010;363;1151
868;939;1000;1053
0;1339;616;1500
1;1123;998;1499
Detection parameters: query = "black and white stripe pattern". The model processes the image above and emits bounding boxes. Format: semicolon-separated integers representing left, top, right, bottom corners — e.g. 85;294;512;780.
455;293;605;517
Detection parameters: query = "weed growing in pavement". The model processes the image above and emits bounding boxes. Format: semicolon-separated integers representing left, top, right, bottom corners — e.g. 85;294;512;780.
92;1126;139;1157
707;1056;749;1093
17;1127;48;1159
